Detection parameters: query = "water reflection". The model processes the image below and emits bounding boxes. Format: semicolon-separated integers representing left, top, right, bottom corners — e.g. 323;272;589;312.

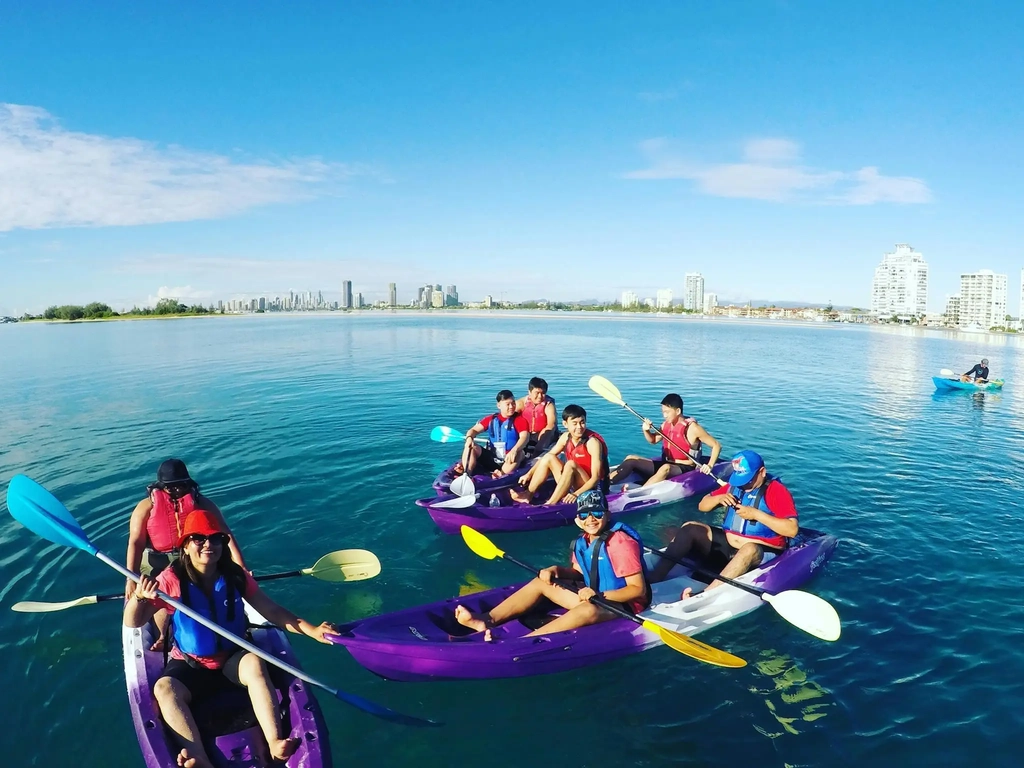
864;326;923;425
749;649;834;738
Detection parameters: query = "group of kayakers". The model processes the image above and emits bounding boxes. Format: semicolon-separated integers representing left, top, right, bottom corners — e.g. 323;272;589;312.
124;459;335;768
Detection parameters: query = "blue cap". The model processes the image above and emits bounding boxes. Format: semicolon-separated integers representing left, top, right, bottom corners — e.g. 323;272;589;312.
729;450;764;485
576;489;608;513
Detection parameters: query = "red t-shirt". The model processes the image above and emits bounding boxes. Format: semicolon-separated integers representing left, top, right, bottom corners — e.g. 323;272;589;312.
478;413;530;436
154;567;259;669
711;479;798;518
570;530;649;612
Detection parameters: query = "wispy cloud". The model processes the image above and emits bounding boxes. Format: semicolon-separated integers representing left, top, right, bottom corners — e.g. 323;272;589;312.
624;137;932;205
0;103;362;231
146;285;214;306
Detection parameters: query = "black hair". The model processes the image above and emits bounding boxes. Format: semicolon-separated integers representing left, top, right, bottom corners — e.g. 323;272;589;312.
173;537;248;595
528;377;548;393
496;389;515;402
561;404;587;421
661;393;683;410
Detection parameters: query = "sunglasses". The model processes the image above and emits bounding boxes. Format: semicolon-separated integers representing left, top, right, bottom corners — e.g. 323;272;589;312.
187;533;229;547
576;509;606;521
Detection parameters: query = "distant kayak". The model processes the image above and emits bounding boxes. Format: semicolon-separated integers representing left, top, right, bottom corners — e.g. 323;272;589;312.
328;529;837;681
932;376;1004;392
416;461;730;534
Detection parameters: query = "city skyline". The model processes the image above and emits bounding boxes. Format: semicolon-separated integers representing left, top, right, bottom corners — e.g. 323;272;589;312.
3;5;1024;317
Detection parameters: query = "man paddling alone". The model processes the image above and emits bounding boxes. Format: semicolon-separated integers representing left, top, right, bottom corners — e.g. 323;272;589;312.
961;358;990;383
454;489;650;639
649;451;799;594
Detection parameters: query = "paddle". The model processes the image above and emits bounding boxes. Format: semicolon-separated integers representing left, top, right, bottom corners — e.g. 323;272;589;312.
12;549;383;613
459;525;746;668
643;546;841;642
5;475;439;728
429;494;480;510
449;474;476;497
430;426;488;445
939;368;956;378
587;375;726;486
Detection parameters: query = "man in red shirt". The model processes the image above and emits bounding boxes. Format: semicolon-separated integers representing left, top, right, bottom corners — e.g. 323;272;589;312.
456;389;531;478
649;450;799;592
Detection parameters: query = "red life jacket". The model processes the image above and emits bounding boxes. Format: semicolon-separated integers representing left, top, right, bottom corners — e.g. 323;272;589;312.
564;429;609;479
146;488;197;552
661;417;698;462
521;395;555;434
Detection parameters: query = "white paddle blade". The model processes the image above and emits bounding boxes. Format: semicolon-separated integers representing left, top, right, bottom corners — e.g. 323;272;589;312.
762;590;841;641
431;494;480;509
450;474;476;497
939;368;955;377
587;375;625;406
12;596;100;612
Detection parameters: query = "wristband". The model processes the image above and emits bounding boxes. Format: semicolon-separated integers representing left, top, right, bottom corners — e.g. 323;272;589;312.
134;594;150;603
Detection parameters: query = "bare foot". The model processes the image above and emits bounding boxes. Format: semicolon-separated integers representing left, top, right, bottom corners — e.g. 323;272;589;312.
679;587;694;601
176;748;213;768
484;628;494;642
269;737;300;762
621;484;631;492
491;469;504;478
509;488;532;504
454;605;490;632
149;634;166;652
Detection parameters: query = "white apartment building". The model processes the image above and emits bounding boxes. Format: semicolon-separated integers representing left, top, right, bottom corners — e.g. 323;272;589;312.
683;273;704;311
656;289;673;309
703;292;718;314
871;244;928;318
621;290;638;308
959;270;1007;329
943;295;961;327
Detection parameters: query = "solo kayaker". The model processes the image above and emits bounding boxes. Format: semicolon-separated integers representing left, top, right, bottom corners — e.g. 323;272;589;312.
454;389;531;478
648;450;799;595
961;358;990;383
125;509;336;768
126;459;247;650
454;489;650;639
510;404;609;505
515;376;558;456
607;393;722;488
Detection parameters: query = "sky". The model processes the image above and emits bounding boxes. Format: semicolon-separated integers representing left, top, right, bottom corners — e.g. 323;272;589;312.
1;0;1023;315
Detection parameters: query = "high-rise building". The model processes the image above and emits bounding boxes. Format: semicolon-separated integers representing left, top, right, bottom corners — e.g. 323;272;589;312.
341;280;353;309
388;283;397;307
621;290;638;308
484;294;493;308
871;244;928;318
431;291;445;308
684;273;704;311
355;292;364;309
656;289;673;309
959;270;1007;329
943;295;961;327
703;292;718;314
445;285;458;306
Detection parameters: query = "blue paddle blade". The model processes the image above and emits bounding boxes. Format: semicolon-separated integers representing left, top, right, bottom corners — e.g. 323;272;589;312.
429;426;465;443
335;690;442;727
6;475;97;555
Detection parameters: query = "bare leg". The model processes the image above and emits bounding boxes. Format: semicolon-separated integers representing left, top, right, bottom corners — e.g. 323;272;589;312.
462;444;483;476
609;455;654;484
151;608;171;651
526;600;619;635
455;576;583;631
649;522;713;583
224;652;299;763
153;676;215;768
642;462;683;488
707;543;768;590
511;454;559;502
544;460;591;505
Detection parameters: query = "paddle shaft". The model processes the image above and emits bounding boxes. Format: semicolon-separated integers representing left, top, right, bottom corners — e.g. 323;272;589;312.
644;546;768;599
498;551;644;627
617;402;726;487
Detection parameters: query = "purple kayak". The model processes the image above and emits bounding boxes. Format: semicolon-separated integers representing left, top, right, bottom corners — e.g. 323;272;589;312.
416;461;730;534
123;604;331;768
431;460;533;496
328;529;837;681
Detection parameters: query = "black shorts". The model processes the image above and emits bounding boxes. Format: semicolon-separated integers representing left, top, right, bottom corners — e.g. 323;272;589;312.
475;446;505;474
703;527;782;573
161;657;241;701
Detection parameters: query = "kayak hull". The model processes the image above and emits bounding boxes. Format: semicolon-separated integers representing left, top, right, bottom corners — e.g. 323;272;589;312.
417;461;730;534
124;604;331;768
328;529;837;681
431;461;533;496
932;376;1004;392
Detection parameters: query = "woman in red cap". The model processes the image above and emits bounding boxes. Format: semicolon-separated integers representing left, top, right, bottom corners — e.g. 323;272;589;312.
125;509;336;768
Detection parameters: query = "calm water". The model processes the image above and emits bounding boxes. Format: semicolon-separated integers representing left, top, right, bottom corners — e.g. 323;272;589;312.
2;313;1023;767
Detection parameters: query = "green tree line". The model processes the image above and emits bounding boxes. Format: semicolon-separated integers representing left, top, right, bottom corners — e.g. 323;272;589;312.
24;298;215;321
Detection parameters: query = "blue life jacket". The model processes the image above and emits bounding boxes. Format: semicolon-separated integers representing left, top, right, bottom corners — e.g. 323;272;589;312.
722;475;788;547
172;574;247;659
574;522;649;594
486;413;521;456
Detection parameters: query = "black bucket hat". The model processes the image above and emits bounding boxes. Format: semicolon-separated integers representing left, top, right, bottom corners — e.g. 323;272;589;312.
150;459;198;493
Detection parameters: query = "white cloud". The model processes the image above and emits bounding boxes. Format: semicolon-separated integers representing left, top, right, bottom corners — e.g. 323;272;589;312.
0;103;360;231
146;285;214;306
624;137;932;205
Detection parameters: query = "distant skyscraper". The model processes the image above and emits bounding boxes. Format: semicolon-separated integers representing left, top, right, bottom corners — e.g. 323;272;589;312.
943;295;961;327
431;291;445;308
621;290;638;308
389;282;397;307
656;289;673;309
341;280;353;309
683;273;704;311
484;294;493;308
355;292;364;309
703;292;718;314
959;270;1007;329
871;244;928;318
445;284;458;306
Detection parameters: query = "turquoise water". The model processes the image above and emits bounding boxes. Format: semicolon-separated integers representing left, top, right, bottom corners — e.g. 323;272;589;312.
2;313;1023;767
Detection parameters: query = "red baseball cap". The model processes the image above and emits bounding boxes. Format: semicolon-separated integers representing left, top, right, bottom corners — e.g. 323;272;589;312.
176;509;228;549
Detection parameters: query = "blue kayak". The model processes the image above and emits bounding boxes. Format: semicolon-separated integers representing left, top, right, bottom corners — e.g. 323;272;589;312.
932;376;1004;392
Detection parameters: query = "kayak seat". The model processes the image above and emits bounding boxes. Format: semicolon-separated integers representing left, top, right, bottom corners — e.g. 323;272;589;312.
192;665;292;738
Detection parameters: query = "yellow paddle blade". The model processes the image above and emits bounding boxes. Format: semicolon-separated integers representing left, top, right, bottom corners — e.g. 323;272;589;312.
640;619;747;668
460;525;504;560
588;375;625;407
301;549;381;582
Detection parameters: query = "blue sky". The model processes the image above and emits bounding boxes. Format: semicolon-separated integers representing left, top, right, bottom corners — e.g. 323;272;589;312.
2;0;1023;315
